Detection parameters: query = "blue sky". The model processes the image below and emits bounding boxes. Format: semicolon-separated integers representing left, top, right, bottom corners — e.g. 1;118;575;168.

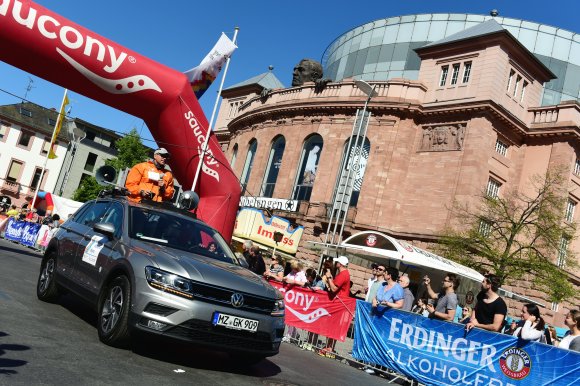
0;0;578;148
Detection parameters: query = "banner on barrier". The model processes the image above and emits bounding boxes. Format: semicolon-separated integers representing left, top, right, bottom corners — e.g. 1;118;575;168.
269;281;356;341
4;218;42;247
352;302;580;386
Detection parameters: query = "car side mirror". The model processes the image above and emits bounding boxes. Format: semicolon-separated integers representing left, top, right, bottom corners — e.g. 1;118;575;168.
93;222;116;238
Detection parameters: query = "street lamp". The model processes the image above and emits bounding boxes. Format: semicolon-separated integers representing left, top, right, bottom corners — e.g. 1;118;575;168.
319;79;377;271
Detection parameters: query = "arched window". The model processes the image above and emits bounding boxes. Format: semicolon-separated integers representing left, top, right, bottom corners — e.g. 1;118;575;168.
292;134;324;201
332;136;370;209
230;143;238;168
260;136;285;198
240;139;257;194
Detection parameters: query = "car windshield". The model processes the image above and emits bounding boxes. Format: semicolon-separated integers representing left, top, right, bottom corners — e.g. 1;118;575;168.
128;207;237;265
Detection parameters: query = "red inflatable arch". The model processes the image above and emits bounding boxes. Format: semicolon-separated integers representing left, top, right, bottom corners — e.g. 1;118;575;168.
0;0;241;240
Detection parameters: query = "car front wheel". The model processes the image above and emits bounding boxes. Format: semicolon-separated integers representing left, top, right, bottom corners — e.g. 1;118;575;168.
37;252;60;302
98;275;131;347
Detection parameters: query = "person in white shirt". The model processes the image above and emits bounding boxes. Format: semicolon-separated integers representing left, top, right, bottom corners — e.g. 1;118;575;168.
560;310;580;351
512;303;546;342
364;263;379;302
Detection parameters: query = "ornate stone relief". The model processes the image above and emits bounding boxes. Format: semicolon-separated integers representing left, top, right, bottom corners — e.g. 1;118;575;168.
419;124;465;152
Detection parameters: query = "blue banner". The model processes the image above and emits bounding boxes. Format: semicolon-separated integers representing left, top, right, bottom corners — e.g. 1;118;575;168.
4;218;42;247
353;302;580;386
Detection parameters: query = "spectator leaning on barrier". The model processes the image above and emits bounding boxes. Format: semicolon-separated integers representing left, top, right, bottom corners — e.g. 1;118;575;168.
6;205;18;218
560;310;580;352
373;267;404;310
283;260;307;285
398;275;415;312
412;298;430;317
364;263;379;302
424;273;459;322
466;274;507;332
367;264;386;304
264;254;285;282
304;268;326;290
323;256;351;299
459;305;472;324
247;246;266;275
513;303;547;342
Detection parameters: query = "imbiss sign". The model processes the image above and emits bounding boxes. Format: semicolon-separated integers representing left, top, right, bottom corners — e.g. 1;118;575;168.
233;208;303;254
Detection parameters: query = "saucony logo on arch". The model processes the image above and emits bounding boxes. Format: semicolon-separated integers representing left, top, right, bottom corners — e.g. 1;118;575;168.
184;111;221;182
0;0;159;94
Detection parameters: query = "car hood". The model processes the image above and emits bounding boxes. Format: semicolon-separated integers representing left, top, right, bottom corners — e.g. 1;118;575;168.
130;240;278;299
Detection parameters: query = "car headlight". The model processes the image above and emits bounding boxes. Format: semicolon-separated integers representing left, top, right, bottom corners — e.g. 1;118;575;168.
145;266;193;299
272;298;285;317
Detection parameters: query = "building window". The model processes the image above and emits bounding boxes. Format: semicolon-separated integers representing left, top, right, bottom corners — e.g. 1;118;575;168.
495;139;508;156
574;159;580;176
439;66;449;87
550;302;559;312
260;136;286;198
6;160;23;182
332;136;370;208
29;167;44;191
41;137;57;156
17;130;33;148
0;125;7;141
85;131;96;141
557;235;569;267
506;69;515;92
293;134;324;201
48;117;57;127
450;64;460;85
462;62;472;83
520;81;528;103
565;199;576;222
478;219;492;236
84;152;98;172
19;106;32;117
486;178;501;198
513;75;521;97
240;139;257;194
230;144;238;168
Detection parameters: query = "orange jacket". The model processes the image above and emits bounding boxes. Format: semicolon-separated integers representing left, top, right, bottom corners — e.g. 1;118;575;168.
125;161;174;202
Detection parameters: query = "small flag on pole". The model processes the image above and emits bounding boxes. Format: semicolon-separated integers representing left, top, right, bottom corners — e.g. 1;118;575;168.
48;90;70;159
184;33;237;99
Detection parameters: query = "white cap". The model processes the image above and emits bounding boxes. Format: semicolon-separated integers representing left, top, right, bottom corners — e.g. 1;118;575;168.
333;255;349;266
154;147;170;156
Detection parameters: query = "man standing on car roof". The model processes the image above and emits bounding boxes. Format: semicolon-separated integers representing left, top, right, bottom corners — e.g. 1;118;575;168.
125;148;175;202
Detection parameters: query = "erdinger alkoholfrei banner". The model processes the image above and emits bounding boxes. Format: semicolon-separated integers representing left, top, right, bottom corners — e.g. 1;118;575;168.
268;281;356;341
353;302;580;386
0;1;241;241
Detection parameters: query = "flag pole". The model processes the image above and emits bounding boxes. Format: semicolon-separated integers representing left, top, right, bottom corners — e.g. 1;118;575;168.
191;27;239;192
30;89;68;211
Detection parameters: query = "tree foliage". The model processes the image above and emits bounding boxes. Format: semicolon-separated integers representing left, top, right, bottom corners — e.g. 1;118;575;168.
105;128;149;172
72;128;149;202
438;168;577;303
72;176;101;202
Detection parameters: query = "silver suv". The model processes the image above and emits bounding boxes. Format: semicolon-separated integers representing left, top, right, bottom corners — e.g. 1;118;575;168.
37;195;285;364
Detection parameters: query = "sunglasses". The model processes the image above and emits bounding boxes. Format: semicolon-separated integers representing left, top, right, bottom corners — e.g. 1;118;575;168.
376;268;385;272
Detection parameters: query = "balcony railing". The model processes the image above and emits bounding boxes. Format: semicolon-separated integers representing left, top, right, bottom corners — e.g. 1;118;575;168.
0;180;20;194
529;101;580;126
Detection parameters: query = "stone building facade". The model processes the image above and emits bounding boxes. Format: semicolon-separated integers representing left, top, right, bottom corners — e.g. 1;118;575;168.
214;19;579;325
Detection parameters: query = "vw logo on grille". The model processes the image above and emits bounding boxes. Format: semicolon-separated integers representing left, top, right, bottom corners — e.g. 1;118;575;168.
231;293;244;308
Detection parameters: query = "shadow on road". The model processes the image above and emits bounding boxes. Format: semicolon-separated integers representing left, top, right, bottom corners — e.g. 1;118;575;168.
54;295;281;377
131;333;282;377
0;240;43;259
0;331;30;375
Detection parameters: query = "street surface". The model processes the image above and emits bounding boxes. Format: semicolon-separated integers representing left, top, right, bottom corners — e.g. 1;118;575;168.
0;238;390;386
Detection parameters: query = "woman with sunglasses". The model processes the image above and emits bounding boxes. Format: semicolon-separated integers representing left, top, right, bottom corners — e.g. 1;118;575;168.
458;305;472;324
